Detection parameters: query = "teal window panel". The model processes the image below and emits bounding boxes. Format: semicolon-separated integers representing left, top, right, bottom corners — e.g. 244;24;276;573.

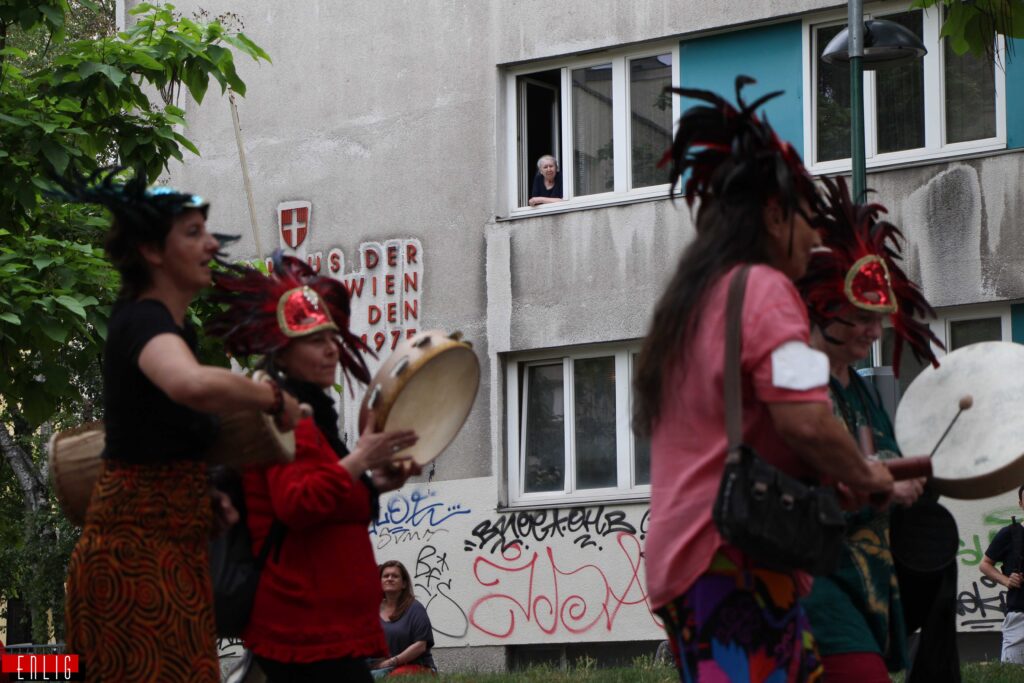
1006;38;1024;150
679;21;804;157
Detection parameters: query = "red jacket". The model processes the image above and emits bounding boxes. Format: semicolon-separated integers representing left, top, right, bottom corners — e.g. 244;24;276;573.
241;418;387;662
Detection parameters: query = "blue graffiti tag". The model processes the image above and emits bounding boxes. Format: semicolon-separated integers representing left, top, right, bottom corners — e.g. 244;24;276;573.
370;488;471;536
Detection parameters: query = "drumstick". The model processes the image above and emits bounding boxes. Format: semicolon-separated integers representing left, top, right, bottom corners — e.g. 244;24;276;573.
929;394;973;458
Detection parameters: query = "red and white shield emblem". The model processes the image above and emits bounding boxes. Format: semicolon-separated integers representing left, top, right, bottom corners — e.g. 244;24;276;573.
278;201;312;249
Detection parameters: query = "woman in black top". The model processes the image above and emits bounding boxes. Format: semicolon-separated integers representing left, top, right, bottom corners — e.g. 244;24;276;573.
527;154;564;206
59;173;302;682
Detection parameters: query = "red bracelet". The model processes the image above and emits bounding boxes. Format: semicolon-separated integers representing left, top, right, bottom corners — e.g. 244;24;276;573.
264;381;284;416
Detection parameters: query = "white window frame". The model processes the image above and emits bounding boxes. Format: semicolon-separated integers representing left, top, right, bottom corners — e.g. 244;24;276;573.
872;302;1011;365
802;2;1006;175
505;343;649;507
503;42;680;218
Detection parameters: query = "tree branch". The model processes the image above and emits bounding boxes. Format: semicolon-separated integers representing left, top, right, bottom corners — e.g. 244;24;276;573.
0;426;45;512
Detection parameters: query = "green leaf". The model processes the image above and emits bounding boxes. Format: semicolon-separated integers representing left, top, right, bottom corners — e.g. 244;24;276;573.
39;318;69;343
173;132;200;156
38;4;64;29
78;62;127;87
0;313;21;326
41;140;70;175
55;296;87;319
32;258;56;271
0;113;30;127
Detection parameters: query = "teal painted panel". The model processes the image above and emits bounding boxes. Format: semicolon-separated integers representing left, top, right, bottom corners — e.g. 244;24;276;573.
1006;38;1024;149
1011;303;1024;343
679;21;805;157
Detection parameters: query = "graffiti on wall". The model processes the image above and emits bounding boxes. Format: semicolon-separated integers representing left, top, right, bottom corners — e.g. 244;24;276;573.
950;500;1020;631
371;489;472;550
374;478;661;646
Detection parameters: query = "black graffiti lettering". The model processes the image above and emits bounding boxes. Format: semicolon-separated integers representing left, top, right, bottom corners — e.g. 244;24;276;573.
466;506;644;554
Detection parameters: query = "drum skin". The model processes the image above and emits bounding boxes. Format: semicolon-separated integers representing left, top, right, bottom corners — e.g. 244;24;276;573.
896;341;1024;500
359;330;480;466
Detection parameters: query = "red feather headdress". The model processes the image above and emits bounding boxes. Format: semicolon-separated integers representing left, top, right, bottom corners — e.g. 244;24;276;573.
799;176;941;374
662;75;818;217
207;251;372;387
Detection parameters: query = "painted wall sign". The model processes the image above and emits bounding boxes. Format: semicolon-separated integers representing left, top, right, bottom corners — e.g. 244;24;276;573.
273;201;423;441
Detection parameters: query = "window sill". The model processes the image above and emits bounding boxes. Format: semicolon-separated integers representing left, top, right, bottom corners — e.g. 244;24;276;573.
498;185;674;221
500;490;651;512
808;140;1008;177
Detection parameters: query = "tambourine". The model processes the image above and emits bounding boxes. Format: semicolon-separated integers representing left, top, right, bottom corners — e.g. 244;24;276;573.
48;372;296;525
896;341;1024;500
358;330;480;466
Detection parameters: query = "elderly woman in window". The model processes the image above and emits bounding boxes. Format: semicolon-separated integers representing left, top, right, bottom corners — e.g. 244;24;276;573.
527;154;564;206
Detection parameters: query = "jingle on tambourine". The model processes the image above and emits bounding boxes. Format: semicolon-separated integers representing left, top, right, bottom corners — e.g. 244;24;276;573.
358;330;480;466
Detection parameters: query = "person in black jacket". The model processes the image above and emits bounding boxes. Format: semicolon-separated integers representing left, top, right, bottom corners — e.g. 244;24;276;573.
980;485;1024;664
527;154;564;206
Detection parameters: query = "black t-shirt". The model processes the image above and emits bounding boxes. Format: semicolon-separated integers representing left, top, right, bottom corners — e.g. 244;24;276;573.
529;172;563;199
381;600;435;669
102;299;218;463
984;523;1024;612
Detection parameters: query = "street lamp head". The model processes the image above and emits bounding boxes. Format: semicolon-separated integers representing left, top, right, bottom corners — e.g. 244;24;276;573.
821;19;927;69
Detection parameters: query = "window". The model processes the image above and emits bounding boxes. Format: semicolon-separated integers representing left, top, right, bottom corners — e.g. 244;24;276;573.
508;45;677;213
506;345;649;506
806;4;1005;172
871;304;1009;398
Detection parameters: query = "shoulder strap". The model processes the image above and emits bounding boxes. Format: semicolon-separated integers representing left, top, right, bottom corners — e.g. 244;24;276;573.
255;519;287;568
724;266;752;463
1011;519;1023;576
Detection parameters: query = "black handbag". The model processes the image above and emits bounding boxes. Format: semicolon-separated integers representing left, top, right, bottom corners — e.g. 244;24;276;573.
209;468;287;638
711;265;846;575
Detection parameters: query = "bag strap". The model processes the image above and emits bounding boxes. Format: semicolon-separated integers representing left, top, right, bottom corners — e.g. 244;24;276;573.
1011;517;1023;577
255;519;287;568
724;265;752;464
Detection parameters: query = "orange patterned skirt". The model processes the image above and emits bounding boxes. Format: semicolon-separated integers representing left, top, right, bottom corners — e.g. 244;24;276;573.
65;459;218;682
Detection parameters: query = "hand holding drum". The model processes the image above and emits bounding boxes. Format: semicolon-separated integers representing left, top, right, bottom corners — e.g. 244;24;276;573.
358;330;480;469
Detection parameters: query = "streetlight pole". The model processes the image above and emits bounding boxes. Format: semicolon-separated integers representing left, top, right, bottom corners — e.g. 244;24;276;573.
848;0;867;203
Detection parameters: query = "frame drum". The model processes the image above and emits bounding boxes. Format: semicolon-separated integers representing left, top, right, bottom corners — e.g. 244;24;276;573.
895;341;1024;500
47;421;106;527
48;374;296;525
359;330;480;466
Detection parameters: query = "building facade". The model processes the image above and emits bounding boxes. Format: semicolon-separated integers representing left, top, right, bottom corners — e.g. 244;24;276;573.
127;0;1024;669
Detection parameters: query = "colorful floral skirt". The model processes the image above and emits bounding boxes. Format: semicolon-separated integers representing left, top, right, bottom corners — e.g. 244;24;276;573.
657;550;823;683
64;459;218;682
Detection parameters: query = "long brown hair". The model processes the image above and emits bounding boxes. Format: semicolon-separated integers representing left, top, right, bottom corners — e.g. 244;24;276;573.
379;560;415;621
633;191;774;436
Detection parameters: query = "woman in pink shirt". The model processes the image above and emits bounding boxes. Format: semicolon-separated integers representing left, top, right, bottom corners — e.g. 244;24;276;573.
633;77;893;682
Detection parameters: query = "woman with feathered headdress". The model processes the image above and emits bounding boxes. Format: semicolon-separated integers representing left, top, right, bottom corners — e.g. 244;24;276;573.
798;176;950;683
206;252;420;683
57;170;305;682
633;77;894;682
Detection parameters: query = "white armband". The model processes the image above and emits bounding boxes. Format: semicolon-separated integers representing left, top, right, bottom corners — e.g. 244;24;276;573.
770;340;829;391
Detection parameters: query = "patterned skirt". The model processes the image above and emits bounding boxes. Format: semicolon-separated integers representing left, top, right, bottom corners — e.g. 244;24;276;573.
657;549;823;683
64;459;218;682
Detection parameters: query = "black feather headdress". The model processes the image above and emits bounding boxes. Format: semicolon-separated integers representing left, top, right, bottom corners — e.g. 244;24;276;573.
48;167;210;240
662;75;818;217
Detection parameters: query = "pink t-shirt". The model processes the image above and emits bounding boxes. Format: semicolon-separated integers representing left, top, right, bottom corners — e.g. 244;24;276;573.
645;264;829;610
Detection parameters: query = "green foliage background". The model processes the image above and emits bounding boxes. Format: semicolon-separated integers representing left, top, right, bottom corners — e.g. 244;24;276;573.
0;0;268;643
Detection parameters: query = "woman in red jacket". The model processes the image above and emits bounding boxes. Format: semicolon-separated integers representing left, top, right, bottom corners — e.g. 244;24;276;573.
210;253;419;683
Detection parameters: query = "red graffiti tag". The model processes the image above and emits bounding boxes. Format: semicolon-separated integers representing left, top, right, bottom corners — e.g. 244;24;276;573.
467;532;657;638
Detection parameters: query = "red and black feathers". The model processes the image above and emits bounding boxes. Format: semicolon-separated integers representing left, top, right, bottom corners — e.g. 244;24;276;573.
208;251;372;387
800;176;941;374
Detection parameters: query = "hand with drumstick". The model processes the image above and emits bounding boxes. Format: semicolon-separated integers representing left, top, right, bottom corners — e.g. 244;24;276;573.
340;409;420;491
